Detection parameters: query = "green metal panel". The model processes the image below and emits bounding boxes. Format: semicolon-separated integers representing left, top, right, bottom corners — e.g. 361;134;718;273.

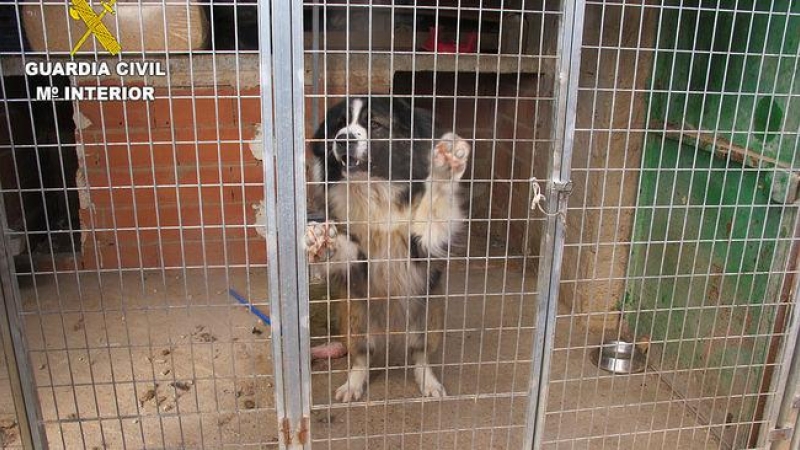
626;0;799;444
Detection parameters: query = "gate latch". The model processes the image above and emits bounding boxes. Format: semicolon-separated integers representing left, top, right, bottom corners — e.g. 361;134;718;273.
529;178;572;216
553;179;573;195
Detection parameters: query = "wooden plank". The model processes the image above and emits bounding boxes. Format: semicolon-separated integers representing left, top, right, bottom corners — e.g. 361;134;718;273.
655;122;795;173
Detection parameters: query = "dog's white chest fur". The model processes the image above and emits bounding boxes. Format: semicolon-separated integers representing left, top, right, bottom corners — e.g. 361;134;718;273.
330;172;464;246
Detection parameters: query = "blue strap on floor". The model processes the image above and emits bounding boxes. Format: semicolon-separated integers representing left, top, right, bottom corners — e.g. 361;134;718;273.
229;288;271;325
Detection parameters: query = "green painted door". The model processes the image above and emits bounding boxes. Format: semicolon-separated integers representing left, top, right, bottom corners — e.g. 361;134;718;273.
626;1;799;446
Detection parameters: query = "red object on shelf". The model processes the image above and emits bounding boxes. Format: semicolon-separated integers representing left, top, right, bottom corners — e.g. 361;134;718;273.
421;26;478;53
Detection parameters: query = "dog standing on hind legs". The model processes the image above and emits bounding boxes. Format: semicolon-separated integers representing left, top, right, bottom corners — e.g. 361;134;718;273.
304;97;471;401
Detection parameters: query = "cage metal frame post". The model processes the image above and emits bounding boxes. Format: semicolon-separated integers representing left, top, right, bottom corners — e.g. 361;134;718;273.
258;0;312;448
0;245;39;450
0;195;46;449
523;0;586;448
751;211;800;449
0;59;47;448
764;210;800;449
768;316;800;449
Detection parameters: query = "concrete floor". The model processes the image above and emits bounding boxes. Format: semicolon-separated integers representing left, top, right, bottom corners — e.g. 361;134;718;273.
0;268;719;449
0;333;23;449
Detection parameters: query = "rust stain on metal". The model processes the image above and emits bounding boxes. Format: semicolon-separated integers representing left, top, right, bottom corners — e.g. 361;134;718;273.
281;417;292;445
297;416;310;445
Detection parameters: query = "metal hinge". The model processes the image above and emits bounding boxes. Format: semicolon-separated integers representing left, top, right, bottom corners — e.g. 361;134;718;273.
768;427;794;442
792;394;800;409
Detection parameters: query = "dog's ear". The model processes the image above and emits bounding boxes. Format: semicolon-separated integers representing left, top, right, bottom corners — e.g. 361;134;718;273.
433;132;471;180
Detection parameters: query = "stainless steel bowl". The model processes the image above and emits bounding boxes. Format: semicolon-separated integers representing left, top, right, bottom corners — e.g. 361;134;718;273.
591;340;645;374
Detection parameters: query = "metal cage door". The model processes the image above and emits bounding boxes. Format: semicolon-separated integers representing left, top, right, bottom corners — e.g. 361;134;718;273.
258;0;587;449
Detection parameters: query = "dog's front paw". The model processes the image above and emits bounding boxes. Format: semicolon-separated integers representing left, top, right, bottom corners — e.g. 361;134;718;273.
304;222;337;263
335;381;364;402
419;377;447;398
432;132;471;181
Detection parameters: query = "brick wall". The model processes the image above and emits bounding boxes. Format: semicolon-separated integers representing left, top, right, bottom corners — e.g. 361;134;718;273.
76;85;267;269
74;78;535;270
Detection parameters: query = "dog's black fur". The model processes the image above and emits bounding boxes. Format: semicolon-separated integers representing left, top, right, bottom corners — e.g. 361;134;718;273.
311;97;439;204
305;96;470;401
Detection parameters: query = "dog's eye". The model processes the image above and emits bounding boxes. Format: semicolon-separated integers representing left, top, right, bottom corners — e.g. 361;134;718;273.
370;119;384;130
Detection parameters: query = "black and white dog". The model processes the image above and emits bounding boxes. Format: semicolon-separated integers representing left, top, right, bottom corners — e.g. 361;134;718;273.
304;97;470;401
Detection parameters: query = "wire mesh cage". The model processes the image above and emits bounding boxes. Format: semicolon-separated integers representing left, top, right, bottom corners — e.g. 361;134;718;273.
545;1;800;449
300;1;563;448
0;1;278;448
0;1;797;450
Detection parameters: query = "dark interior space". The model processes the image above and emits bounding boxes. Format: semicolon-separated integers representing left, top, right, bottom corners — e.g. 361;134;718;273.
0;76;79;271
206;0;259;51
394;70;546;262
0;4;26;52
206;0;506;52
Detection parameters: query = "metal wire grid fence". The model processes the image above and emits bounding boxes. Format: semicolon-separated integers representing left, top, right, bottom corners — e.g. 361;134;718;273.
0;0;796;449
0;1;278;448
0;0;566;448
544;1;800;449
302;2;562;448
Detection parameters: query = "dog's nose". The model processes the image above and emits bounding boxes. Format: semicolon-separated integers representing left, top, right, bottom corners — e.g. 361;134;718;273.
335;132;358;148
